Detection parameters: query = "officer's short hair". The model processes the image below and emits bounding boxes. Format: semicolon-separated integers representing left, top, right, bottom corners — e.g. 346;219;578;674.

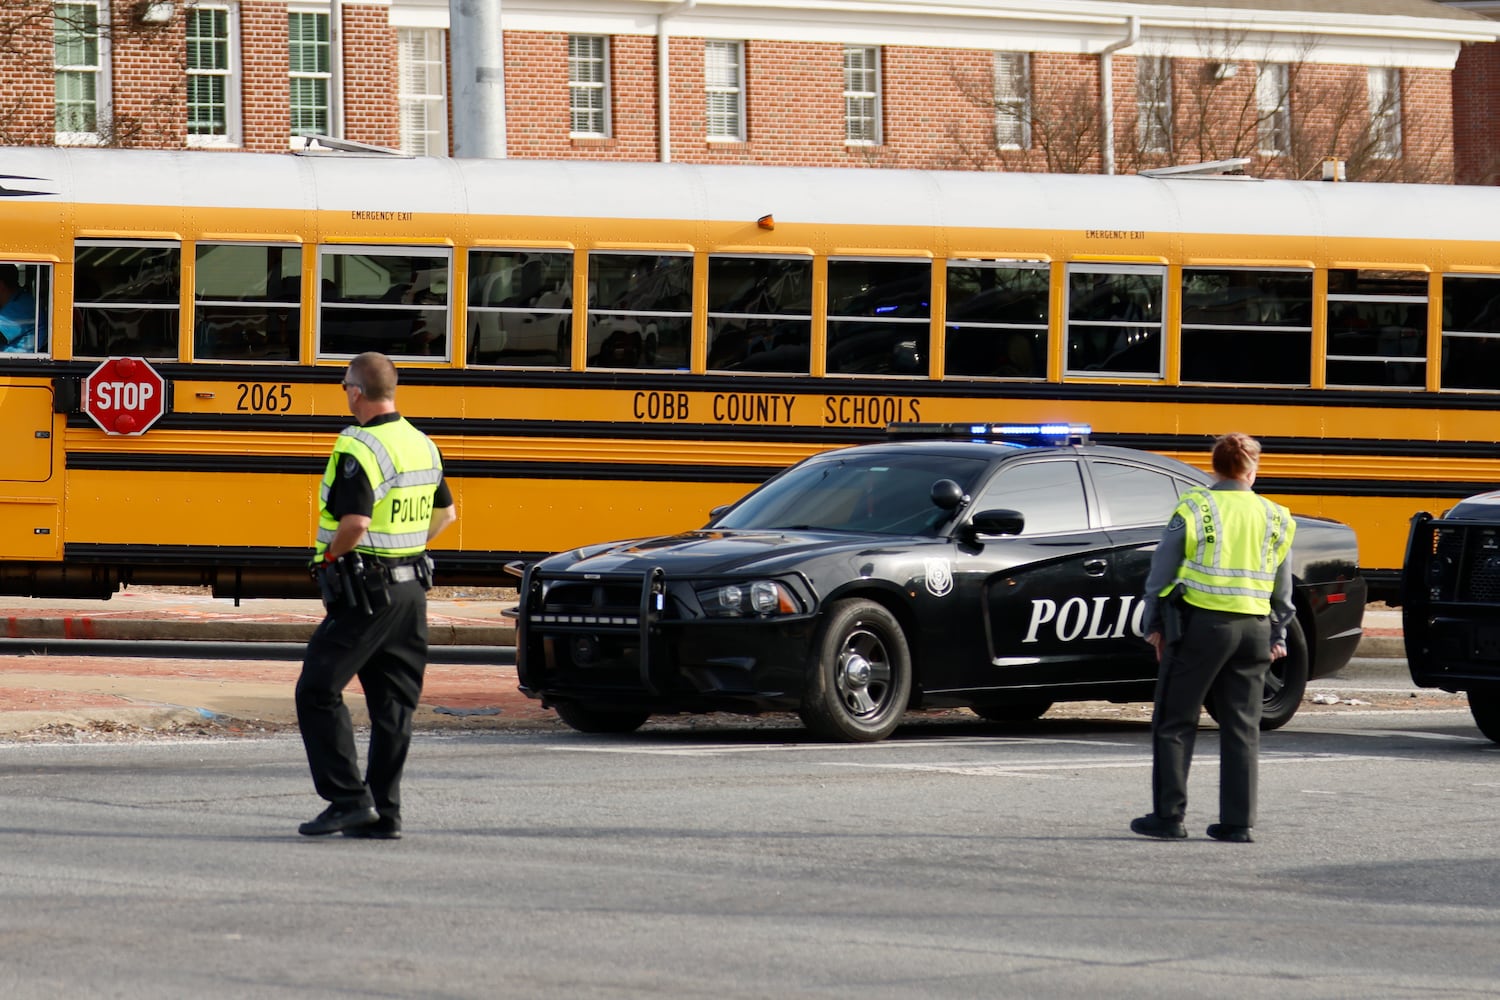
349;351;398;402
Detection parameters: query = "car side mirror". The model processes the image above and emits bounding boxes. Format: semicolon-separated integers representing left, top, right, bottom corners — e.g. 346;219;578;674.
708;504;731;522
930;479;968;511
965;508;1025;540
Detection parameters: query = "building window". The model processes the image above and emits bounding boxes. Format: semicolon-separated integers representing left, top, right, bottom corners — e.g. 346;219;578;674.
398;28;447;156
569;35;610;138
1256;63;1289;156
1369;67;1402;159
54;1;108;144
705;40;744;141
993;52;1031;149
843;46;881;145
289;10;332;139
73;241;182;359
187;4;240;147
1137;56;1171;154
1065;264;1165;378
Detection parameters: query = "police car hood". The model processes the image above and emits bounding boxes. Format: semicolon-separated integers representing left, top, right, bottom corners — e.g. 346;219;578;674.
543;528;893;576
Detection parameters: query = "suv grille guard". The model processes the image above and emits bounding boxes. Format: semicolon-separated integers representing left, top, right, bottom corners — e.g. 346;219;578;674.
519;564;668;694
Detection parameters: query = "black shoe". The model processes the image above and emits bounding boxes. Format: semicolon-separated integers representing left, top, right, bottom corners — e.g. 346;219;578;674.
1130;813;1187;839
298;802;379;836
1206;823;1254;843
342;814;402;840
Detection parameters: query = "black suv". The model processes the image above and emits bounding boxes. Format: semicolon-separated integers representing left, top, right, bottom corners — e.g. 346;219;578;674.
517;424;1367;742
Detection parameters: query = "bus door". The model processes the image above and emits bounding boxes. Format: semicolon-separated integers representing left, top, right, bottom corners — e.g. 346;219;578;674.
0;382;62;559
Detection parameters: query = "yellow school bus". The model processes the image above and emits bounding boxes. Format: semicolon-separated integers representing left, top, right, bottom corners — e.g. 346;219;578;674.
0;146;1493;599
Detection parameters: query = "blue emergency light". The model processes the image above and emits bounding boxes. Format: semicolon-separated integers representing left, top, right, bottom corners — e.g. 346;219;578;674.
887;422;1092;446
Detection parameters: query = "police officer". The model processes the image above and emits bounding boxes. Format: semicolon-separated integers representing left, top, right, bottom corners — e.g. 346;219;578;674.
295;352;456;839
1130;432;1295;844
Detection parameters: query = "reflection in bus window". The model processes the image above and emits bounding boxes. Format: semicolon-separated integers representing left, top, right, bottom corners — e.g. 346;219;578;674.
1065;265;1163;377
1326;268;1426;388
587;253;692;370
826;258;930;376
468;250;573;367
194;244;301;362
1440;275;1500;392
0;262;51;356
74;241;181;358
706;256;812;373
318;248;450;359
1180;268;1311;385
945;261;1047;379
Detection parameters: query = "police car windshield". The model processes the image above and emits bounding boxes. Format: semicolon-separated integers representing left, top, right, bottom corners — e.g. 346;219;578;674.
716;453;988;536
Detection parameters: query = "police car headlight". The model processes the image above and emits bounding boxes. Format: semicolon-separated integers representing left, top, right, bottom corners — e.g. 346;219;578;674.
697;580;801;618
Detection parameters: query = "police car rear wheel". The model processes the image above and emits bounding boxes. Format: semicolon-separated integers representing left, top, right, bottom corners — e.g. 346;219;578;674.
1204;616;1308;731
553;702;651;735
799;599;911;743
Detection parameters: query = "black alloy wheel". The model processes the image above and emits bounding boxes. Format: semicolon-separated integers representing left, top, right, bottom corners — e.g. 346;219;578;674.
798;598;912;743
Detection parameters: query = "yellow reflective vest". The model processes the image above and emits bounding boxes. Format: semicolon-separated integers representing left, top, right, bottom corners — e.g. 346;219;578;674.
315;416;443;559
1160;486;1295;615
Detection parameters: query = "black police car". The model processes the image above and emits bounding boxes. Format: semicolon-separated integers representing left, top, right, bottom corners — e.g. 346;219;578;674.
516;424;1367;742
1402;493;1500;742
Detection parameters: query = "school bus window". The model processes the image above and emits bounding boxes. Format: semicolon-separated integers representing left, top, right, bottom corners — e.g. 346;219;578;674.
1440;274;1500;391
0;262;51;356
944;261;1047;379
1326;268;1426;388
74;241;181;359
706;255;812;373
586;252;692;370
468;249;573;367
1065;264;1165;377
1180;268;1311;385
194;243;301;362
826;258;930;376
317;247;450;360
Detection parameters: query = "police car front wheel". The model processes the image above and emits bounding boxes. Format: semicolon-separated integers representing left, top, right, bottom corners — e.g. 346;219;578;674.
553;702;651;735
799;598;912;743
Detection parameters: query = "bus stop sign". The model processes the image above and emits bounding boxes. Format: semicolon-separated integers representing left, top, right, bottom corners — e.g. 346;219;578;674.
82;357;167;435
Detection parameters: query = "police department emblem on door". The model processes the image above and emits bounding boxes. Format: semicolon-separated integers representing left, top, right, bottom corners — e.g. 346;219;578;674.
924;559;953;597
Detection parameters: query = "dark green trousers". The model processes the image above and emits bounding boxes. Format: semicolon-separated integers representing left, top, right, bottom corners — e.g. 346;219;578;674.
1150;606;1271;828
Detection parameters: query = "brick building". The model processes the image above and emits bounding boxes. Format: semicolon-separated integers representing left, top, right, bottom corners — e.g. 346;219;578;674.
7;0;1498;182
1448;1;1500;181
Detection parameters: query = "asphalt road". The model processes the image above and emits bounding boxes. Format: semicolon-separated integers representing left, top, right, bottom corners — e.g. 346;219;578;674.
2;708;1496;998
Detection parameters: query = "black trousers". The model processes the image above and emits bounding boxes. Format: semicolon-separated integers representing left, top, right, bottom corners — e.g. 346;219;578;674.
1150;606;1271;828
295;579;428;816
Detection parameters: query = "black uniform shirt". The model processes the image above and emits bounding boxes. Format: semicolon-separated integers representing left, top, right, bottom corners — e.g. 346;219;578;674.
325;411;453;520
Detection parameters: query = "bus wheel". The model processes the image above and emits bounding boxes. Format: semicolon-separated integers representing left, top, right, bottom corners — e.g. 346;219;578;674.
1467;688;1500;743
553;702;650;735
799;599;911;743
970;700;1053;723
1205;616;1308;731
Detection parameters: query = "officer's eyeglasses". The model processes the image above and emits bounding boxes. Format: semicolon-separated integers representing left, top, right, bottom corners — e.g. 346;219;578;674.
341;381;361;392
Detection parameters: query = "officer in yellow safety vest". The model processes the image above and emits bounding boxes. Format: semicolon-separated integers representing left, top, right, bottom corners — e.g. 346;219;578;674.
1130;432;1295;845
294;351;457;840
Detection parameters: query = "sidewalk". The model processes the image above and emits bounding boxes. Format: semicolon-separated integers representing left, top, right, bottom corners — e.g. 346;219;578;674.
0;590;1406;739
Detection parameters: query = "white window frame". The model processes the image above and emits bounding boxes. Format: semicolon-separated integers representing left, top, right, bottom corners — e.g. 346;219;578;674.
53;0;110;146
705;40;745;141
1256;62;1289;156
289;8;334;144
843;45;881;146
993;51;1031;150
186;3;242;148
1137;56;1171;154
398;27;448;156
569;35;611;139
1369;67;1402;160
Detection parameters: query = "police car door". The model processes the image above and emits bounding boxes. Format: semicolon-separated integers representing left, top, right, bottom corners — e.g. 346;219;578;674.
939;455;1117;692
1088;455;1201;682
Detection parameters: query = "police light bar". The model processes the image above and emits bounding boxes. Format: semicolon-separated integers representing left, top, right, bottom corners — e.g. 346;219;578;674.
886;422;1092;446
